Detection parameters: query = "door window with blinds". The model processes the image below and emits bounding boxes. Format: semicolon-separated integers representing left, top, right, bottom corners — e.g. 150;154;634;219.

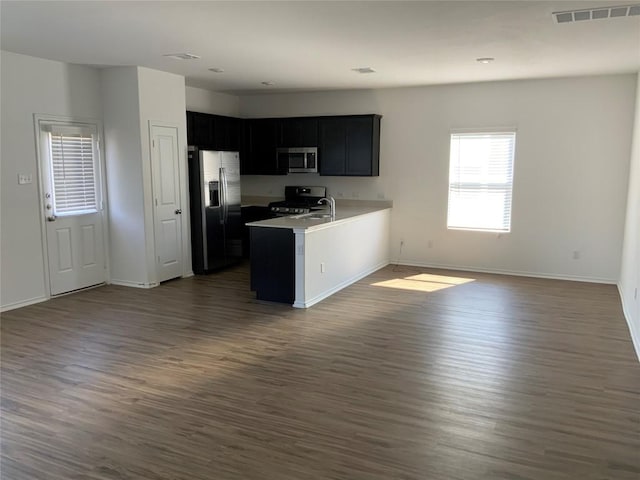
42;124;100;216
447;131;516;232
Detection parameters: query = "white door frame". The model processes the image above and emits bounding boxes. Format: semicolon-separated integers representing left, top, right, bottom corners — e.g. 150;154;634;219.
147;120;189;284
33;113;110;297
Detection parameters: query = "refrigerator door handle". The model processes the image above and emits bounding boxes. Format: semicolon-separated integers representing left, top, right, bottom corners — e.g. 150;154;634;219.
220;167;228;224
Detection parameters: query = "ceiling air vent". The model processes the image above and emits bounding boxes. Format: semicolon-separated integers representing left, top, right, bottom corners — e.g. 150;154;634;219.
352;67;376;74
553;3;640;23
163;53;201;60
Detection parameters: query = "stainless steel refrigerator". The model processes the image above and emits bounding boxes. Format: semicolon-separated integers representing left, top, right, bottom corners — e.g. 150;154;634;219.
188;147;243;273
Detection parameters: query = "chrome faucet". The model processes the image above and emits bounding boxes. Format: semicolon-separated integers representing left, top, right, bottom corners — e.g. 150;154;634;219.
317;196;336;218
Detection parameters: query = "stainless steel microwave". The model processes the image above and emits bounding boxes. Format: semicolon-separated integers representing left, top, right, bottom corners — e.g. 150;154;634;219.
276;147;318;174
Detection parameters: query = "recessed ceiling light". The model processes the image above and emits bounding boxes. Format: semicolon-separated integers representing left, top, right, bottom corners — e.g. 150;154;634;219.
163;53;200;60
476;57;495;64
208;67;225;73
352;67;376;74
261;81;274;86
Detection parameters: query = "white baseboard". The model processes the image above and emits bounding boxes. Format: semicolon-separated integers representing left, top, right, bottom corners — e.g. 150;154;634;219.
294;260;389;309
109;279;159;289
394;259;617;285
0;295;48;313
618;284;640;362
182;271;194;278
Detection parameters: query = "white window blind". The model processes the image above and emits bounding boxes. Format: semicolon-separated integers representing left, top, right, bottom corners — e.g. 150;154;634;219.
48;129;98;215
447;131;516;232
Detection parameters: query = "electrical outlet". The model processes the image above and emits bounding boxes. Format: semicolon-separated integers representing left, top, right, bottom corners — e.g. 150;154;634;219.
572;250;580;260
400;239;405;247
427;240;433;248
18;174;33;185
320;262;325;273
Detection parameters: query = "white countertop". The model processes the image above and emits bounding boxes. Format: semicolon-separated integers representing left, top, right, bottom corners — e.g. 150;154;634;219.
246;205;391;232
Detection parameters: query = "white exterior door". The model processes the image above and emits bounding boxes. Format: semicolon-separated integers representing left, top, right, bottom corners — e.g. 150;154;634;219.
39;121;107;296
151;124;183;282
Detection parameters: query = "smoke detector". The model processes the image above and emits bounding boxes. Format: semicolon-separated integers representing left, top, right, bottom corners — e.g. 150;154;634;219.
553;4;640;23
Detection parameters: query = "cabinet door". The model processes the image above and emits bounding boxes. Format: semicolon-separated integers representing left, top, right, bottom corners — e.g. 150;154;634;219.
248;119;281;174
212;115;241;151
186;111;195;145
346;117;374;176
279;117;318;147
190;112;214;147
318;118;347;175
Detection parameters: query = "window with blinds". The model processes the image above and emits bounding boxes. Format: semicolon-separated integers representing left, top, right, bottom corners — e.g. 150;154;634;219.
447;131;516;232
48;130;98;215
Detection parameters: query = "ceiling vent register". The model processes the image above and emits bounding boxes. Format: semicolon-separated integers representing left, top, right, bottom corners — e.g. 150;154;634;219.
554;4;640;23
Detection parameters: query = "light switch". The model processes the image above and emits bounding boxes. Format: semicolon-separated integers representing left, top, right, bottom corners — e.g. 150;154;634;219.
18;174;33;185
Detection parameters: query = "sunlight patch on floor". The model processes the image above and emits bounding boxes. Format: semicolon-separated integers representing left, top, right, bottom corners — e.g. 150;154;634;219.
371;273;475;292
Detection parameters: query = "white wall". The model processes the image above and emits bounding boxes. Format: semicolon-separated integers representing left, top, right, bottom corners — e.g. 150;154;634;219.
137;67;191;281
185;86;240;116
0;51;102;310
102;66;191;287
239;75;636;283
619;73;640;359
296;209;391;308
101;66;149;286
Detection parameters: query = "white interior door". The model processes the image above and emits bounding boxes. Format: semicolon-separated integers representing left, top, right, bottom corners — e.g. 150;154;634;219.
151;124;183;282
39;121;107;295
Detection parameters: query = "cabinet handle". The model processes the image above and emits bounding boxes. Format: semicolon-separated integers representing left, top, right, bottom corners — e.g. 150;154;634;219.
175;209;182;215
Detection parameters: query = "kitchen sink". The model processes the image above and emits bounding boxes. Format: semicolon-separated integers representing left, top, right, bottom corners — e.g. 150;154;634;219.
290;212;334;220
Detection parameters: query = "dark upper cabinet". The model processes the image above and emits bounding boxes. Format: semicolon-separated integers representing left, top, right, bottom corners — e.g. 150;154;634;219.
213;115;242;151
186;111;241;151
187;111;381;176
319;115;381;176
244;119;282;175
187;111;214;147
278;117;318;147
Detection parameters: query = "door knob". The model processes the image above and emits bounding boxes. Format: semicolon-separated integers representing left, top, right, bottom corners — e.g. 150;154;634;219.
175;209;182;215
47;215;57;222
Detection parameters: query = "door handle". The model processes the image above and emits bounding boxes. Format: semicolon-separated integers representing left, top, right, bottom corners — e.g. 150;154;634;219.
47;215;57;222
175;209;182;215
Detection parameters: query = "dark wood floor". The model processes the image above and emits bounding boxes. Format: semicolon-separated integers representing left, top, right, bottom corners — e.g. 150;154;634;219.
2;263;639;480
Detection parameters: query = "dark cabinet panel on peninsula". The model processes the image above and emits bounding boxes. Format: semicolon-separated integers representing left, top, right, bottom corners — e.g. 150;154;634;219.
249;227;295;303
319;115;381;176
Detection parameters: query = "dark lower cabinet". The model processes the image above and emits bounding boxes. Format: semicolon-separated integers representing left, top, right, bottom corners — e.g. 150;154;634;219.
319;115;381;176
249;227;295;303
241;206;277;258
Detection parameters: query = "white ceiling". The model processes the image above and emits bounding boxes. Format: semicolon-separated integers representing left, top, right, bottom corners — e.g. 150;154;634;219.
1;1;639;94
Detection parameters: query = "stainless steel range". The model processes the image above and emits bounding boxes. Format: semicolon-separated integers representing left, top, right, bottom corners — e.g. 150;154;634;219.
269;186;327;216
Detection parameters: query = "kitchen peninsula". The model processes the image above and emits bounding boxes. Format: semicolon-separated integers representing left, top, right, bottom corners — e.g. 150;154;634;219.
247;204;391;308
